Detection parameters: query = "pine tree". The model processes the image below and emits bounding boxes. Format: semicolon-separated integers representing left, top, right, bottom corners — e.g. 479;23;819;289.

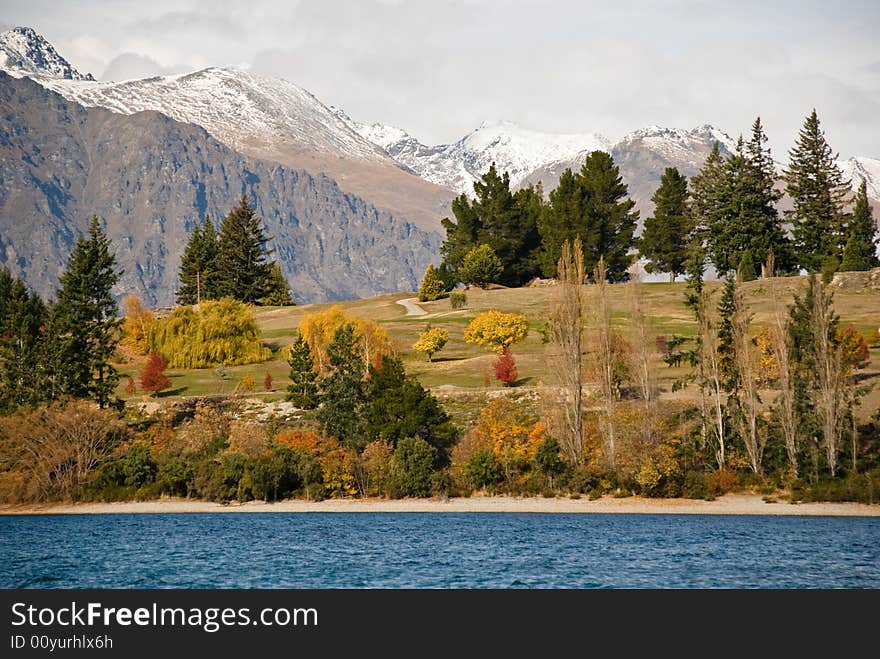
839;180;878;271
49;216;122;408
717;276;738;391
213;196;273;304
459;244;503;288
260;262;294;306
439;164;542;287
418;264;447;302
705;132;790;276
177;215;219;305
286;334;319;409
737;250;756;282
363;355;458;466
0;270;48;411
539;152;638;282
639;167;691;282
316;324;368;449
784;109;851;272
688;142;726;255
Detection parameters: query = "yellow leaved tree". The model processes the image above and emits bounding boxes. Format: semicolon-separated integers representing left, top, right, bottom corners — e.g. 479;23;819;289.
122;293;156;356
470;398;545;482
412;327;449;362
295;305;393;374
463;310;529;353
147;297;270;368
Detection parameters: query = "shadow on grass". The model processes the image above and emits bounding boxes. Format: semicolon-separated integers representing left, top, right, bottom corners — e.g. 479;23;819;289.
428;356;467;363
157;387;188;398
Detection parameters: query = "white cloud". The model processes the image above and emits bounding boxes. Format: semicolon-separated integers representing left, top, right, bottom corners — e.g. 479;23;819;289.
2;0;878;157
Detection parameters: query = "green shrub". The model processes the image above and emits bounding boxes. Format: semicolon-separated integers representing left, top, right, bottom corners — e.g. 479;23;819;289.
123;444;157;488
393;437;436;497
449;290;467;310
464;449;504;490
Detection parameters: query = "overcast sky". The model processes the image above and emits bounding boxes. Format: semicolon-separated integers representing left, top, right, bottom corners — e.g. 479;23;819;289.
2;0;878;157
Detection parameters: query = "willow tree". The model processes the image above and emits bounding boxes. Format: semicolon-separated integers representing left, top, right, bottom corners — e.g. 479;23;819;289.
147;298;270;369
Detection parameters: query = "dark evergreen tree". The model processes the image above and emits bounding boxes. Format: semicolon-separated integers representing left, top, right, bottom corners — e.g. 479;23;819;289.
839;180;878;271
0;270;48;411
316;324;367;449
363;355;459;466
784;109;851;272
439;164;543;287
286;335;318;409
49;216;122;408
716;275;738;392
260;262;294;306
638;167;691;282
688;142;725;255
177;215;219;305
213;196;273;304
539;151;638;282
737;250;756;282
705;132;790;276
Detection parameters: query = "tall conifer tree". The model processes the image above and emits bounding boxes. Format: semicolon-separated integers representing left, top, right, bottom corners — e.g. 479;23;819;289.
213;196;273;304
784;109;851;272
49;216;122;408
0;270;48;411
639;167;691;282
840;180;878;271
177;215;219;304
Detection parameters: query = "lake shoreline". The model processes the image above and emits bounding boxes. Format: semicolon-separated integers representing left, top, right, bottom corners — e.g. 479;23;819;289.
2;494;878;516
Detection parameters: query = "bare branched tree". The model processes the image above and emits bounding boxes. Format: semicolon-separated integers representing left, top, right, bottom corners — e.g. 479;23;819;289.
627;266;657;404
810;278;845;477
768;275;799;479
593;257;618;471
546;238;586;463
700;291;727;471
731;283;764;474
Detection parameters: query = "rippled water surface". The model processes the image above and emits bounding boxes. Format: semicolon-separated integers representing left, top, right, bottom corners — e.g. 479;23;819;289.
1;513;877;588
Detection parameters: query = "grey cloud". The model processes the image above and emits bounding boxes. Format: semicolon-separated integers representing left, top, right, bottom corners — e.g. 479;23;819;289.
102;52;182;81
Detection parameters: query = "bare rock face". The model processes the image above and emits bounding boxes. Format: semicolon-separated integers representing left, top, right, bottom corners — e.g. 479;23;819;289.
0;73;441;306
830;268;880;290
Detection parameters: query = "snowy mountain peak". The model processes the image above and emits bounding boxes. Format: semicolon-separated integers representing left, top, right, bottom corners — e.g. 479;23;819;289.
0;27;94;81
621;123;736;153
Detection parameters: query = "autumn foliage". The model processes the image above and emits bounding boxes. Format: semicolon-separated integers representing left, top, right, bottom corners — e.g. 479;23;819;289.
296;306;393;374
463;310;529;352
139;353;171;395
493;347;518;386
412;327;449;362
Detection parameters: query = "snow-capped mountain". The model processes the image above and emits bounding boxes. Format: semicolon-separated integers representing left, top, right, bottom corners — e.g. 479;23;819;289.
337;111;610;197
838;157;880;200
0;27;93;81
0;28;452;230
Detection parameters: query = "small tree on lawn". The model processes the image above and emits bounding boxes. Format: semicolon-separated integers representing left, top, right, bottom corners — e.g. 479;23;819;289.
140;353;171;396
418;264;447;302
241;373;256;392
124;376;137;395
264;371;273;391
412;327;449;362
493;347;518;386
464;310;529;353
459;244;503;289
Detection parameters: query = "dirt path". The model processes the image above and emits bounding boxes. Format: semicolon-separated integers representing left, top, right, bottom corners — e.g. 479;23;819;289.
396;297;427;316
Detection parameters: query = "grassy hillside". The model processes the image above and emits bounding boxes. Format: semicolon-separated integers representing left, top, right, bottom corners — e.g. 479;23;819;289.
115;276;880;422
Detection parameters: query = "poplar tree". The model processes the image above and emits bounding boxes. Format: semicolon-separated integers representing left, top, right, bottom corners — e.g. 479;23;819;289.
49;216;122;408
784;109;851;272
639;167;691;282
840;180;878;271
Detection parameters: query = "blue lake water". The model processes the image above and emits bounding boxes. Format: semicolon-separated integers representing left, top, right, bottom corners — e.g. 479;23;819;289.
1;513;877;588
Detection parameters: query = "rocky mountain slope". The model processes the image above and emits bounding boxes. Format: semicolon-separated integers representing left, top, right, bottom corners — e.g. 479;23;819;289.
0;73;440;307
0;27;451;231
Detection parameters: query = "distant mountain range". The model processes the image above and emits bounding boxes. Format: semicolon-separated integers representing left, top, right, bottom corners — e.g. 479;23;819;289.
1;26;877;306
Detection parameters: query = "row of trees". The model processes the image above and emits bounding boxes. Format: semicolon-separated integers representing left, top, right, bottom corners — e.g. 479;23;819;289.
439;151;639;287
0;217;122;412
542;231;872;488
640;111;878;280
177;196;293;306
438;110;877;292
